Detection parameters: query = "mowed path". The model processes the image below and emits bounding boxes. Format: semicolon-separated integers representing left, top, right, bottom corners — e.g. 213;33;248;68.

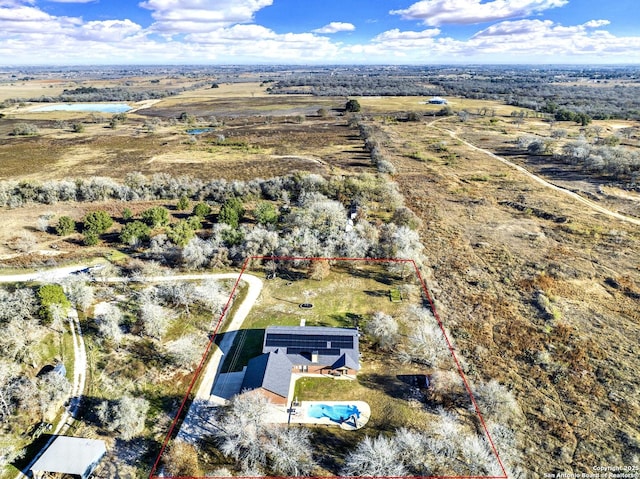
433;123;640;227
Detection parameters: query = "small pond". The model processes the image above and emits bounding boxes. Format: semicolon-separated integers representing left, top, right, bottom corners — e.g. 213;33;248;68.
32;103;132;113
186;128;214;135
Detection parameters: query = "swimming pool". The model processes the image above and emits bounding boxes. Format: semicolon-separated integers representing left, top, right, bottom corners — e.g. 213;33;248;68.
307;403;361;424
32;103;132;113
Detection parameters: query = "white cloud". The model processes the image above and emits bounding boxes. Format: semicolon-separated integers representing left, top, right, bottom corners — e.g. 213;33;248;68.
583;19;610;28
313;22;355;34
73;19;143;42
390;0;568;26
185;25;340;60
139;0;273;33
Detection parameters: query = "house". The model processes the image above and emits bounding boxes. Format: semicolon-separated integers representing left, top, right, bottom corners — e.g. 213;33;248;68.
31;436;106;479
428;96;448;104
241;326;360;405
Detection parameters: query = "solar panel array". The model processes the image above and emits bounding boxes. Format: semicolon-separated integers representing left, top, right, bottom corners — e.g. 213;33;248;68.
265;333;354;354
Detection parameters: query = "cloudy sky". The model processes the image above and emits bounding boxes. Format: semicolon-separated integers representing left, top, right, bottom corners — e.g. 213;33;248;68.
1;0;639;65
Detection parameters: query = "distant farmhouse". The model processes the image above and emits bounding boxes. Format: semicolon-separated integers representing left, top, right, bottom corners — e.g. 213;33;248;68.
427;96;448;104
241;326;360;405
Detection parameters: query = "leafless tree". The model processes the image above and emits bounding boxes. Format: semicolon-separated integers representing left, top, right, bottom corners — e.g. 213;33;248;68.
342;434;407;476
139;301;172;340
365;312;398;351
96;303;124;344
98;394;150;440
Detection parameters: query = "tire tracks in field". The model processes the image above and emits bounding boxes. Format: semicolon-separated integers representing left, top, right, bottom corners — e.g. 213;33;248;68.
431;122;640;227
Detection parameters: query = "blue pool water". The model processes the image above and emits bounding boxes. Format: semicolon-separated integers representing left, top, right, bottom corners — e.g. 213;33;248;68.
186;128;214;135
308;404;361;424
32;103;132;113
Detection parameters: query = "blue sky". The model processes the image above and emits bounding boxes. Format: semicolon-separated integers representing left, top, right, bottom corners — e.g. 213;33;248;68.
1;0;639;65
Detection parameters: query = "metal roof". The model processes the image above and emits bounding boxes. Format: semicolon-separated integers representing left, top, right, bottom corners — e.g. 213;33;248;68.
31;436;106;479
241;349;293;398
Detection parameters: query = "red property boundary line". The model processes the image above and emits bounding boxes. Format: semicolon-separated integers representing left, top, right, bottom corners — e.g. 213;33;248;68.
149;256;508;479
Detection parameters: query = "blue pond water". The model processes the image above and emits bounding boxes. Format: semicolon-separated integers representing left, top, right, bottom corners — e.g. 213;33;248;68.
308;404;361;424
186;128;214;135
32;103;132;113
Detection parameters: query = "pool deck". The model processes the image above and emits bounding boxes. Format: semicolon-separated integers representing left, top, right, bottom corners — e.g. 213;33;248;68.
265;400;371;430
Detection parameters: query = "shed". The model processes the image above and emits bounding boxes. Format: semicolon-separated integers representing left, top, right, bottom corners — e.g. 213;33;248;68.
31;436;106;479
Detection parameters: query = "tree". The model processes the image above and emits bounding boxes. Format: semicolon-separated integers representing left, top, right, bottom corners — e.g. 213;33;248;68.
95;303;123;344
71;122;85;133
166;334;204;369
83;210;113;234
122;208;133;221
83;230;99;246
63;276;94;312
98;395;149;440
163;441;202;476
345;99;361;112
38;284;70;324
308;259;330;281
192;202;212;218
176;195;190;211
139;301;172;339
213;393;316;475
219;198;245;228
141;206;170;228
397;309;451;369
36;371;71;421
167;219;195;247
254;201;278;225
365;312;399;351
56;216;76;236
342;435;407;477
120;220;151;246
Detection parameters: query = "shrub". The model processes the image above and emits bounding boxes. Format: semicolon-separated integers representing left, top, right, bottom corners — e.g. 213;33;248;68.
56;216;76;236
11;123;39;136
141;206;170;227
192;202;211;218
345;99;361;112
83;210;113;234
120;220;151;245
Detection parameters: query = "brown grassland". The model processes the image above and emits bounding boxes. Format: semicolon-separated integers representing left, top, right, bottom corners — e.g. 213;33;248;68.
1;78;639;476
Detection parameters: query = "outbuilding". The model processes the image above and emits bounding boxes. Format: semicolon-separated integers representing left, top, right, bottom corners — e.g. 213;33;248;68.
427;96;448;104
31;436;106;479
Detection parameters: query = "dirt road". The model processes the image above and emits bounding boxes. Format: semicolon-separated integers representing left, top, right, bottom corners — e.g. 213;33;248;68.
435;124;640;227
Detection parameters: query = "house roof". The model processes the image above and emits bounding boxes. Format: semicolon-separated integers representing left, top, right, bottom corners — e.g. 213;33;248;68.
241;326;361;401
241;349;292;399
263;326;360;371
31;436;106;478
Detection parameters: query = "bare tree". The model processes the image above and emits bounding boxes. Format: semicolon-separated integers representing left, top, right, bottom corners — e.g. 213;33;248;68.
98;395;150;440
397;311;451;369
139;296;172;339
63;275;94;312
96;303;124;344
266;427;315;476
166;334;205;369
365;312;398;351
341;435;407;476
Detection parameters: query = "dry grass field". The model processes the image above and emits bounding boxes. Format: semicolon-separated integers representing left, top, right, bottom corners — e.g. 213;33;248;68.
375;114;640;475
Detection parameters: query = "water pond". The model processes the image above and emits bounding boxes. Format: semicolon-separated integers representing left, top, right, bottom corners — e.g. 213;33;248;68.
186;128;214;135
32;103;132;113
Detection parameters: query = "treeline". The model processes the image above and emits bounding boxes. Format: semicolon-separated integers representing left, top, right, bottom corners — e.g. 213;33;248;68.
2;87;181;105
431;78;640;121
268;74;442;97
266;65;640;120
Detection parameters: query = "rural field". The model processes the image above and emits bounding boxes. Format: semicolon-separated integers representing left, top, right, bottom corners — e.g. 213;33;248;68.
0;67;639;478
